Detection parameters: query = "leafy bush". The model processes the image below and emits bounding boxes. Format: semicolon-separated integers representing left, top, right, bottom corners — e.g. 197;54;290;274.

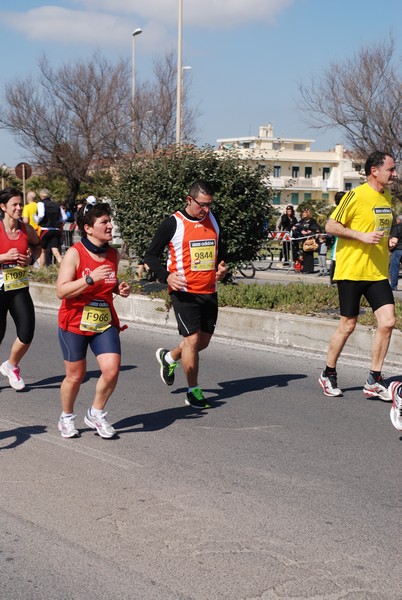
113;146;272;268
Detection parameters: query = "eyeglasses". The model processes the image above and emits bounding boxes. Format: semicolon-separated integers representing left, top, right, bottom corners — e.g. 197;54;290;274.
189;196;213;209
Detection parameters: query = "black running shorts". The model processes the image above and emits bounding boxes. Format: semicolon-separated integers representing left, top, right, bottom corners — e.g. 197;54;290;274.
337;279;394;318
170;291;218;337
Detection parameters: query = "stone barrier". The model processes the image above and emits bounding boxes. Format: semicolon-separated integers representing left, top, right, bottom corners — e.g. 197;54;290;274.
30;283;402;367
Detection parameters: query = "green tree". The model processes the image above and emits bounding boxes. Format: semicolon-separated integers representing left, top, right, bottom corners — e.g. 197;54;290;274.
113;146;272;269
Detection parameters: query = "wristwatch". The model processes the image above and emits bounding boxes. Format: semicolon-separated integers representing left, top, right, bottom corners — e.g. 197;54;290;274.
85;275;94;286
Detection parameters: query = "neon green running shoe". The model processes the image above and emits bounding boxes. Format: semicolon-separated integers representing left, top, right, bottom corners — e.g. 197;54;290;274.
185;387;211;409
156;348;178;386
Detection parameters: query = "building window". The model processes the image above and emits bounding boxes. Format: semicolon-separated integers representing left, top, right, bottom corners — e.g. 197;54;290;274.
304;193;312;201
291;193;299;205
294;144;306;151
322;193;329;200
273;165;281;177
291;166;299;178
345;183;352;191
272;142;281;150
323;167;330;180
272;193;281;205
305;166;312;178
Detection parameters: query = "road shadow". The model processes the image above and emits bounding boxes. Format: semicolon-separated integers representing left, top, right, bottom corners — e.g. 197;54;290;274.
113;402;224;434
0;425;47;450
170;373;307;402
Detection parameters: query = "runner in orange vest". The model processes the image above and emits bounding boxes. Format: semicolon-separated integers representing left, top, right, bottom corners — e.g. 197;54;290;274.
144;180;228;409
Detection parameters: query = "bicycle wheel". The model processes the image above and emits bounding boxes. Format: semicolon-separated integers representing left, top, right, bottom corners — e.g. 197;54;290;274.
254;248;274;271
238;262;256;278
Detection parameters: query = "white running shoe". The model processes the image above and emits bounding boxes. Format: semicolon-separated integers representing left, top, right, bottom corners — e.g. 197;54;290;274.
363;377;391;401
84;409;116;439
318;371;343;397
0;361;25;390
389;381;402;430
58;415;79;438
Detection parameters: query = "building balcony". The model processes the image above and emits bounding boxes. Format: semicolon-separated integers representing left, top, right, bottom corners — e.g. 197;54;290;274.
270;176;336;191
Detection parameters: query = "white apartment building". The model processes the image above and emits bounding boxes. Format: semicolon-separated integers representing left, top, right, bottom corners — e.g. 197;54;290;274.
217;124;363;207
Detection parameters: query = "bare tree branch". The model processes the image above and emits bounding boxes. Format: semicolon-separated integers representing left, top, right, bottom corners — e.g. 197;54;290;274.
0;52;131;204
299;37;402;161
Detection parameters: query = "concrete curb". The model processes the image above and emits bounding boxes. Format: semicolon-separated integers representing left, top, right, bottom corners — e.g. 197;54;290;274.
30;283;402;367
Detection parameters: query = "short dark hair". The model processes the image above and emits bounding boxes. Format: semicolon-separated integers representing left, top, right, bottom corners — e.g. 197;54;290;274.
0;187;23;206
334;191;345;206
188;180;214;199
364;150;394;176
77;202;112;236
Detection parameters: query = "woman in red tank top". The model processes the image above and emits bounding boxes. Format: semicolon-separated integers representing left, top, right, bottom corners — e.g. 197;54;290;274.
0;187;41;391
56;202;130;439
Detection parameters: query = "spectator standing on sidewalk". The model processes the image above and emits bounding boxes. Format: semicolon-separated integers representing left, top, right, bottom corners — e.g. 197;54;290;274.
317;234;328;276
319;150;397;400
144;180;228;409
295;206;320;274
388;214;402;291
278;205;298;265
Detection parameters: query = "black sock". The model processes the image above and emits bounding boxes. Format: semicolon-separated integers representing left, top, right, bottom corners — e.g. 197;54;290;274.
369;370;381;383
324;366;336;376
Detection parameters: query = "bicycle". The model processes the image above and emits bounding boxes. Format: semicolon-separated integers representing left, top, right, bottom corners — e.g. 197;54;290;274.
238;261;256;278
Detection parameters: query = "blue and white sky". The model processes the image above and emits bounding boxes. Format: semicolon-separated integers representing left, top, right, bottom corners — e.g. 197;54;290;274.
0;0;400;168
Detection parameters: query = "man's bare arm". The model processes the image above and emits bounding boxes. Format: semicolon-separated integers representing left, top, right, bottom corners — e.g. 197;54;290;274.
325;218;384;245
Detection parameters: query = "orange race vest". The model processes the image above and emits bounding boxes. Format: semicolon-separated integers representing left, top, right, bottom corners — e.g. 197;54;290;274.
167;211;220;294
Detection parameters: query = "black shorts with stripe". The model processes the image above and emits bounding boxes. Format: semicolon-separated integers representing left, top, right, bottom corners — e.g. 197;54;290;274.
170;291;218;337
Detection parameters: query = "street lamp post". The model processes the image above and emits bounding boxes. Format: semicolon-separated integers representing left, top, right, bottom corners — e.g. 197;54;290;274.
180;66;192;145
175;0;183;145
132;27;143;153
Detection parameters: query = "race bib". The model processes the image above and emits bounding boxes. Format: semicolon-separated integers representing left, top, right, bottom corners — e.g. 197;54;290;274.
2;263;29;291
373;207;392;233
80;300;112;333
189;239;216;271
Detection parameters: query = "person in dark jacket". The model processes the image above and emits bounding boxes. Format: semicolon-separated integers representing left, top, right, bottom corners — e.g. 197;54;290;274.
295;206;320;273
35;189;65;267
279;204;298;264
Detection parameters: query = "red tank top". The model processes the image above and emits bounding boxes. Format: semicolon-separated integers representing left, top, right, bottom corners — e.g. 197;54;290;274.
58;242;120;335
0;220;29;255
167;211;219;294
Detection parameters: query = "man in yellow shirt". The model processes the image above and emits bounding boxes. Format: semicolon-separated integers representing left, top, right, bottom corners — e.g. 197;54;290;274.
22;191;38;230
319;150;397;400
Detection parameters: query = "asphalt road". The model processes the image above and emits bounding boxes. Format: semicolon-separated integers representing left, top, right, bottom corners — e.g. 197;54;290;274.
0;311;401;600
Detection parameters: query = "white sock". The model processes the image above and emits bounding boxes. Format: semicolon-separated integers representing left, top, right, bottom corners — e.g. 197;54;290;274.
165;352;177;365
90;407;104;416
61;412;74;419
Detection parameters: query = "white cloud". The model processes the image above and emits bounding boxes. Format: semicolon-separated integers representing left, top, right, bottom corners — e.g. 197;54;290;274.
0;7;171;51
68;0;294;29
0;1;294;51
